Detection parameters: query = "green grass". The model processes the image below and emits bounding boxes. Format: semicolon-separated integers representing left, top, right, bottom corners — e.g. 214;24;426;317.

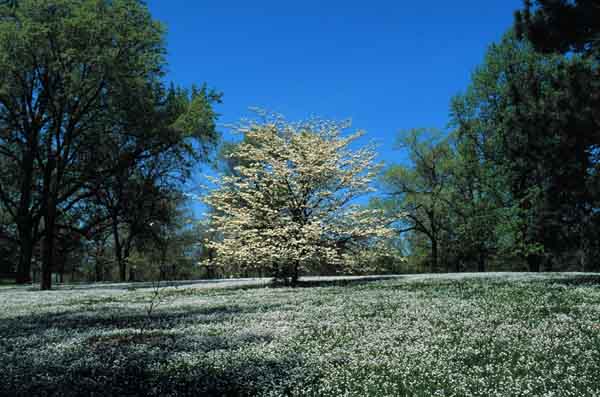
1;273;600;396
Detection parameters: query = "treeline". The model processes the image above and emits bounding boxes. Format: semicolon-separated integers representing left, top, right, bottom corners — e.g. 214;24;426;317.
379;1;600;273
0;0;221;289
1;1;599;289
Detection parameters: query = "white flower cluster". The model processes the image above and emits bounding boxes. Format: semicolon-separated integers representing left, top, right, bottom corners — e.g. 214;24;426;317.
203;118;395;278
1;273;600;396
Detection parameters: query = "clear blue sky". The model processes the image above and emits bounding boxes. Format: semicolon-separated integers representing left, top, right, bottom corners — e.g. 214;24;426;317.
146;0;522;214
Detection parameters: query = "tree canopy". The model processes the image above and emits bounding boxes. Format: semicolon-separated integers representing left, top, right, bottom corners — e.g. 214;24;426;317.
0;0;220;289
204;116;393;285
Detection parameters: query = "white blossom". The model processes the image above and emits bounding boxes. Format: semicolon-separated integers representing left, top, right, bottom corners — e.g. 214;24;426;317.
203;117;395;281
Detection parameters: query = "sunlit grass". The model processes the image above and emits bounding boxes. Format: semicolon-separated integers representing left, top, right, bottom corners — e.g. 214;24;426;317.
1;273;600;396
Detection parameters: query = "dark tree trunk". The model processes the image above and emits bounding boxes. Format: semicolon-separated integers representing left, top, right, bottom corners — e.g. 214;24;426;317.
95;260;103;282
40;187;57;290
16;229;33;284
291;261;300;287
40;152;55;291
580;249;586;272
125;242;135;281
544;257;552;272
112;217;126;282
41;214;56;290
15;150;35;284
527;253;541;272
477;251;486;272
161;244;168;280
40;254;52;290
431;239;438;273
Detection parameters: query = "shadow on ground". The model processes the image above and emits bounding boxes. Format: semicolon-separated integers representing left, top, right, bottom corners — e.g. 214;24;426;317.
0;278;268;293
0;301;308;396
544;275;600;286
0;275;405;395
272;275;401;289
0;302;282;340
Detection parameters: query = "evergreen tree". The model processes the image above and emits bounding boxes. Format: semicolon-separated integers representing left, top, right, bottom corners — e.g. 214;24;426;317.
451;32;599;271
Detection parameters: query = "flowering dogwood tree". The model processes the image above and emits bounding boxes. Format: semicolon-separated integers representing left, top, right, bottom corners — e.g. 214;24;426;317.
203;116;395;285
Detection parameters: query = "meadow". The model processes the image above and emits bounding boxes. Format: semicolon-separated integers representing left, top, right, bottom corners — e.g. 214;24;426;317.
1;273;600;396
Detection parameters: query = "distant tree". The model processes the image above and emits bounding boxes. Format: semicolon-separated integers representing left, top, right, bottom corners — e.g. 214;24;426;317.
92;85;220;282
121;193;199;281
443;132;509;272
379;129;454;273
0;202;17;274
204;116;392;285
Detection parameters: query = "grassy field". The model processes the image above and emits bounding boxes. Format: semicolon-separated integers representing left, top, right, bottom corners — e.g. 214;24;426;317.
1;273;600;396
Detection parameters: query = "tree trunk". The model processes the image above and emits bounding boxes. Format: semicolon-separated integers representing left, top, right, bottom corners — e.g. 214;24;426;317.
95;259;103;282
40;190;57;290
129;265;136;282
291;261;300;287
41;214;56;290
40;151;55;291
431;239;438;273
40;237;54;291
15;150;35;284
544;257;552;272
16;228;33;284
477;251;486;272
527;253;541;272
112;217;126;282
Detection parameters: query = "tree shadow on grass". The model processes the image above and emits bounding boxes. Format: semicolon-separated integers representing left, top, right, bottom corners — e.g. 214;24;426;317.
543;275;600;287
0;278;269;294
0;302;283;340
0;301;305;396
272;276;402;289
0;331;303;397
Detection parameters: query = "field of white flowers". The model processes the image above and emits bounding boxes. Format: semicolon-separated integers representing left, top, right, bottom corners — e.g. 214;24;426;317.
1;273;600;396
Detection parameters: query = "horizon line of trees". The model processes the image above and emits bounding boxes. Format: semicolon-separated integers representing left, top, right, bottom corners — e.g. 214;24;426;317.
0;0;221;289
378;0;600;273
1;0;599;289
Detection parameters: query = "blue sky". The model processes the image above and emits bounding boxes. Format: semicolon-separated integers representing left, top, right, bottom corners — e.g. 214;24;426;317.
146;0;522;214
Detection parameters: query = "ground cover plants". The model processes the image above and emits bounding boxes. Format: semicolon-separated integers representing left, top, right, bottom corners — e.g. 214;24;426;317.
1;273;600;396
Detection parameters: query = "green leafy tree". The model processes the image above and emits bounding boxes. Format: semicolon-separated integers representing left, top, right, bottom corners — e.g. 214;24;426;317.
0;201;17;274
451;32;599;271
92;84;220;282
0;0;161;288
0;0;220;289
124;193;198;282
380;129;454;273
515;0;600;270
515;0;600;58
443;132;510;272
